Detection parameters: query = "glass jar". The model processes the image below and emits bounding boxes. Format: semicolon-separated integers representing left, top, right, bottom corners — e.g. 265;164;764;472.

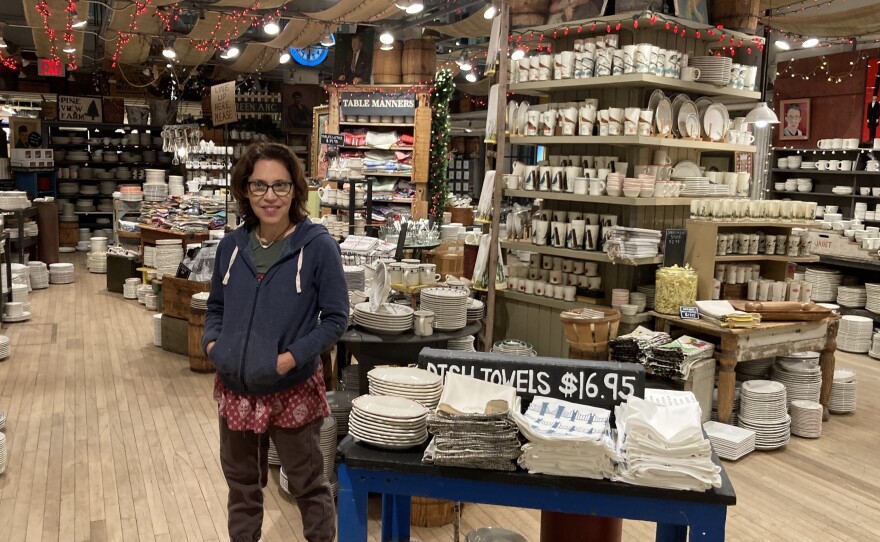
654;265;698;315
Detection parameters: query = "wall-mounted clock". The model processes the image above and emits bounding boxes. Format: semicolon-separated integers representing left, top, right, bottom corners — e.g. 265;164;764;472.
290;35;333;67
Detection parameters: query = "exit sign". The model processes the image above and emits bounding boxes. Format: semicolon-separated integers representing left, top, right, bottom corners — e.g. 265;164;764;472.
38;59;65;77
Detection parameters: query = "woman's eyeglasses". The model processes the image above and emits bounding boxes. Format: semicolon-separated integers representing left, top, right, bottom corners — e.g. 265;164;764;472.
248;180;293;196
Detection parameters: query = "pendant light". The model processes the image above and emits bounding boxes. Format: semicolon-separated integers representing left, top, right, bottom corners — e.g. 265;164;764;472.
320;29;335;47
395;0;424;14
279;51;291;64
70;10;87;29
263;17;280;36
0;23;8;48
379;31;395;45
744;102;780;128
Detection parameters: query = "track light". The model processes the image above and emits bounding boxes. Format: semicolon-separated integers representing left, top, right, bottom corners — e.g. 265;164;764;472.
395;0;424;14
0;23;7;49
70;10;87;29
380;43;394;51
484;5;498;19
220;45;240;60
263;17;280;36
279;51;290;63
457;52;472;71
63;44;76;54
380;31;395;45
320;31;335;47
774;40;790;51
162;41;177;59
511;48;524;61
465;71;477;82
802;38;819;48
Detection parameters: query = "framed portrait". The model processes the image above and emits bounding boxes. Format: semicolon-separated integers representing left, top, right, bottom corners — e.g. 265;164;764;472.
862;58;879;143
10;117;43;149
282;84;325;131
779;98;810;141
312;105;329;179
674;0;709;25
333;29;375;85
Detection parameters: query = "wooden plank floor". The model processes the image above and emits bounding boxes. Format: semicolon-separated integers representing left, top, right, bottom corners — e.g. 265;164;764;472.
0;253;878;541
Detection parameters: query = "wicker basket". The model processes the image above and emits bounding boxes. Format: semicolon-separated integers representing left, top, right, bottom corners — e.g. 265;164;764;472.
559;307;620;361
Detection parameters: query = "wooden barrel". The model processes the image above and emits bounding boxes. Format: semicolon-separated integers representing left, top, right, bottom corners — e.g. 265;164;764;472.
711;0;759;34
188;307;215;373
402;39;436;84
411;497;455;527
60;220;78;247
373;42;402;84
510;0;550;28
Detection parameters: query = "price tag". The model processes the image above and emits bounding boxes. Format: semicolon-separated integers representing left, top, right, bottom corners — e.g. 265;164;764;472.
320;133;345;146
680;306;700;319
418;348;644;412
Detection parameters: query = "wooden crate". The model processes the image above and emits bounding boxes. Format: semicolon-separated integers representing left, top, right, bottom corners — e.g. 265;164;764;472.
425;240;464;278
161;275;210;320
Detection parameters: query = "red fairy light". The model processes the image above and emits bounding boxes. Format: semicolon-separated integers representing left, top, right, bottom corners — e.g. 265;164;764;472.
633;21;638;29
650;14;657;24
665;22;670;30
615;22;621;31
695;31;700;38
577;26;582;33
564;27;569;35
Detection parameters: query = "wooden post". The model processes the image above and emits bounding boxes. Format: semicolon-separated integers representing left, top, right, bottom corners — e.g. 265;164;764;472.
482;0;510;352
711;0;760;34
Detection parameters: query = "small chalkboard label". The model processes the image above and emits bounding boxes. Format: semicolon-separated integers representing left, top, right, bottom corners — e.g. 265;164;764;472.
680;306;700;319
320;133;344;146
663;228;687;268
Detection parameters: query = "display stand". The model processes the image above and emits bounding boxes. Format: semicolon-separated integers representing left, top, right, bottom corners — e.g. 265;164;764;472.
2;207;39;264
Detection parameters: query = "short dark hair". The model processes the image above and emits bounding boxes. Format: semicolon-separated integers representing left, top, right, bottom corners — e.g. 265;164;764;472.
787;104;801;114
292;91;302;99
18;126;26;133
230;143;309;228
351;34;361;42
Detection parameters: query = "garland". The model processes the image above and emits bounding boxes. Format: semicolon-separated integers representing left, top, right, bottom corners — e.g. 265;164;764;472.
429;68;455;222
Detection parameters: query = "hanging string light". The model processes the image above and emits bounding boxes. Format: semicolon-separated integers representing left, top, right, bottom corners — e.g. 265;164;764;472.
775;53;870;87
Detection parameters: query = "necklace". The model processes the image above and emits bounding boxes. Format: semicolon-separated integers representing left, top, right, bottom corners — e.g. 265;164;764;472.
257;222;292;249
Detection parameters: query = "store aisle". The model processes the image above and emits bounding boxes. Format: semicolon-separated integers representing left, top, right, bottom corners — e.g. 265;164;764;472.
0;253;877;541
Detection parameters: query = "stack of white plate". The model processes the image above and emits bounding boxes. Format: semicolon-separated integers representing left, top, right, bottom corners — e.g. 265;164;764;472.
191;292;209;310
448;335;476;351
75;198;96;213
144;246;156;268
440;223;464;241
611;289;630;308
168;176;185;197
80;185;99;196
143;183;168;202
735;357;775;381
492;339;537;356
123;278;140;299
772;353;821;406
327;390;357;436
737;380;791;450
91;237;109;253
0;432;7;475
0;407;6;429
0;335;9;360
137;285;152;304
711;385;741;425
268;437;281;466
353;302;414;334
420;288;468;331
790;400;823;438
349;395;429;449
144;169;166;183
837;315;873;353
804;267;842;302
636;285;655;309
340;365;360;393
368;367;443;410
703;421;755;461
676;177;711;196
87;252;107;273
76;240;91;252
466;298;485;322
343;265;365;291
279;465;289;493
152;314;162;346
145;293;158;311
869;330;880;359
48;263;75;284
100;181;117;195
155;239;183;278
836;286;867;308
865;283;880;314
829;369;857;414
8;284;28;304
320;416;338;479
0;190;30;210
689;56;733;86
3;301;30;322
58;182;79;196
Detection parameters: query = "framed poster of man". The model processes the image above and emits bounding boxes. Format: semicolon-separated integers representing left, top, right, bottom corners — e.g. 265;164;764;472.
779;98;810;140
10;117;42;148
282;84;325;131
862;58;879;143
334;30;375;85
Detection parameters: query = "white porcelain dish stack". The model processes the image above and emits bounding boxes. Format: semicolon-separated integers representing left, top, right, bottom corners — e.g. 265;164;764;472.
87;252;108;274
737;380;790;450
349;394;429;450
771;353;821;407
836;286;867;308
343;265;366;292
837;315;873;354
492;339;537;356
152;314;163;346
353;302;414;334
419;287;468;331
789;400;823;439
191;292;209;310
828;369;857;414
703;421;755;461
327;390;357;436
0;335;10;360
48;263;75;284
367;367;443;410
0;432;7;475
155;239;184;278
123;277;140;299
804;267;842;303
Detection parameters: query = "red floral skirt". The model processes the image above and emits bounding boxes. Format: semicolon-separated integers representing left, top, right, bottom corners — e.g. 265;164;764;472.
214;368;330;434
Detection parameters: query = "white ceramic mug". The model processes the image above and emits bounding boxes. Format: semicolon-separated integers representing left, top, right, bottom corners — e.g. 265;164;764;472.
414;310;435;336
681;67;701;82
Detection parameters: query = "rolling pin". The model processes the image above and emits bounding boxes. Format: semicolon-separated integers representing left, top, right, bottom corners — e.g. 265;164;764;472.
741;301;815;312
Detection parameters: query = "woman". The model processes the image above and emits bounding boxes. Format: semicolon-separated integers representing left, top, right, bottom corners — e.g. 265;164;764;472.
202;142;348;542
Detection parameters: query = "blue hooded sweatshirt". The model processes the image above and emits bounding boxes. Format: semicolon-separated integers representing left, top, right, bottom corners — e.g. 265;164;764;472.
201;220;349;395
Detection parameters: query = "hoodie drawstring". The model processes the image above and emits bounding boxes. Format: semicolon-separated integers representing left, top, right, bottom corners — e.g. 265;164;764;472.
223;245;239;286
296;247;304;293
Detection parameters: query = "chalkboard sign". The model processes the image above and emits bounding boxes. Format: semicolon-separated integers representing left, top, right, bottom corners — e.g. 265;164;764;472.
680;306;700;319
417;348;644;412
320;133;344;146
663;228;687;267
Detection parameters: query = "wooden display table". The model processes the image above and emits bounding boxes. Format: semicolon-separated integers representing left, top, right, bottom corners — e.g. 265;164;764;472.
337;437;736;542
138;224;210;255
649;312;839;424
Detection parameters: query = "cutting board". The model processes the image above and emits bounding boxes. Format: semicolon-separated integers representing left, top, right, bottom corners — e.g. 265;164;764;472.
728;300;833;321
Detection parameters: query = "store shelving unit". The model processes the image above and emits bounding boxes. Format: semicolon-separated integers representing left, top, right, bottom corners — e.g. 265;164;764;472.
2;207;39;264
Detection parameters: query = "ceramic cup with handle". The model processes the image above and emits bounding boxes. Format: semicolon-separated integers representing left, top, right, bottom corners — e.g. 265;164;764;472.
413;310;435;336
419;263;440;285
680;67;701;82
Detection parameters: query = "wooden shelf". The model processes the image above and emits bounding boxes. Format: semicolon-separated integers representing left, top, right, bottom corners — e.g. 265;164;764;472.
687;220;820;228
715;254;820;263
773;147;867;153
818;255;880;271
771;168;877;176
497;289;585;310
509;73;761;100
504;189;697;206
340;145;414;151
116;230;141;239
74;211;114;215
339;122;415;128
509;135;755;153
372;198;414;204
363;172;412;177
501;241;663;265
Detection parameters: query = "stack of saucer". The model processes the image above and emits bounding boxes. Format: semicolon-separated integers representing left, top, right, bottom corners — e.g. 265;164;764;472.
789;400;823;438
737;380;790;450
123;277;140;299
87;252;107;274
144;183;168;202
48;263;75;284
491;339;537;356
804;267;842;302
349;395;429;450
155;239;184;278
837;315;873;353
0;407;6;429
419;288;469;331
268;437;281;466
466;298;485;321
828;369;857;414
168;175;185;196
327;390;357;436
343;265;365;291
636;285;655;309
711;385;741;425
320;416;338;479
191;292;209;310
152;314;162;346
800;161;817;170
836;286;867;308
771;353;821;406
0;432;7;475
145;293;158;311
0;335;10;360
869;330;880;359
703;421;755;461
367;367;443;410
3;301;31;322
611;289;630;308
340;365;361;393
865;283;880;314
735;357;775;381
137;285;152;304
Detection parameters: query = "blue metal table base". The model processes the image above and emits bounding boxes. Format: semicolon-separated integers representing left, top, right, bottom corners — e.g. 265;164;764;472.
337;465;729;542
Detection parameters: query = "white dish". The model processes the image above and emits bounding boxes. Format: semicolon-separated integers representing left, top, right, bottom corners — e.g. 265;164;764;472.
352;394;428;419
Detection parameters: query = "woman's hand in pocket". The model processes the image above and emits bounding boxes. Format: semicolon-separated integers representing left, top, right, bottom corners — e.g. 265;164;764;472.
206;341;216;356
277;351;297;375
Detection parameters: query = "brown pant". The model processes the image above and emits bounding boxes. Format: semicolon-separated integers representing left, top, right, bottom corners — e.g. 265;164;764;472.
219;416;336;542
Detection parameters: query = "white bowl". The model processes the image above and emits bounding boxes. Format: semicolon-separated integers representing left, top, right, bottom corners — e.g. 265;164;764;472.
623;188;641;198
620;304;639;316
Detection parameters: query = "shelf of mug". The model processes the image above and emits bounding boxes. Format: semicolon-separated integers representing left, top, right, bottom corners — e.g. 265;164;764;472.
503;189;696;206
714;254;820;263
772;190;880;199
339;122;415;128
501;240;663;265
509;74;761;100
771;168;878;175
508;135;755;153
773;147;867;153
497;289;584;310
687;219;820;228
55;161;173;168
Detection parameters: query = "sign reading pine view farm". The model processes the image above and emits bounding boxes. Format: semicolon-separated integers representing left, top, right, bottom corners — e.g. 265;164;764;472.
58;95;103;123
340;91;416;117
